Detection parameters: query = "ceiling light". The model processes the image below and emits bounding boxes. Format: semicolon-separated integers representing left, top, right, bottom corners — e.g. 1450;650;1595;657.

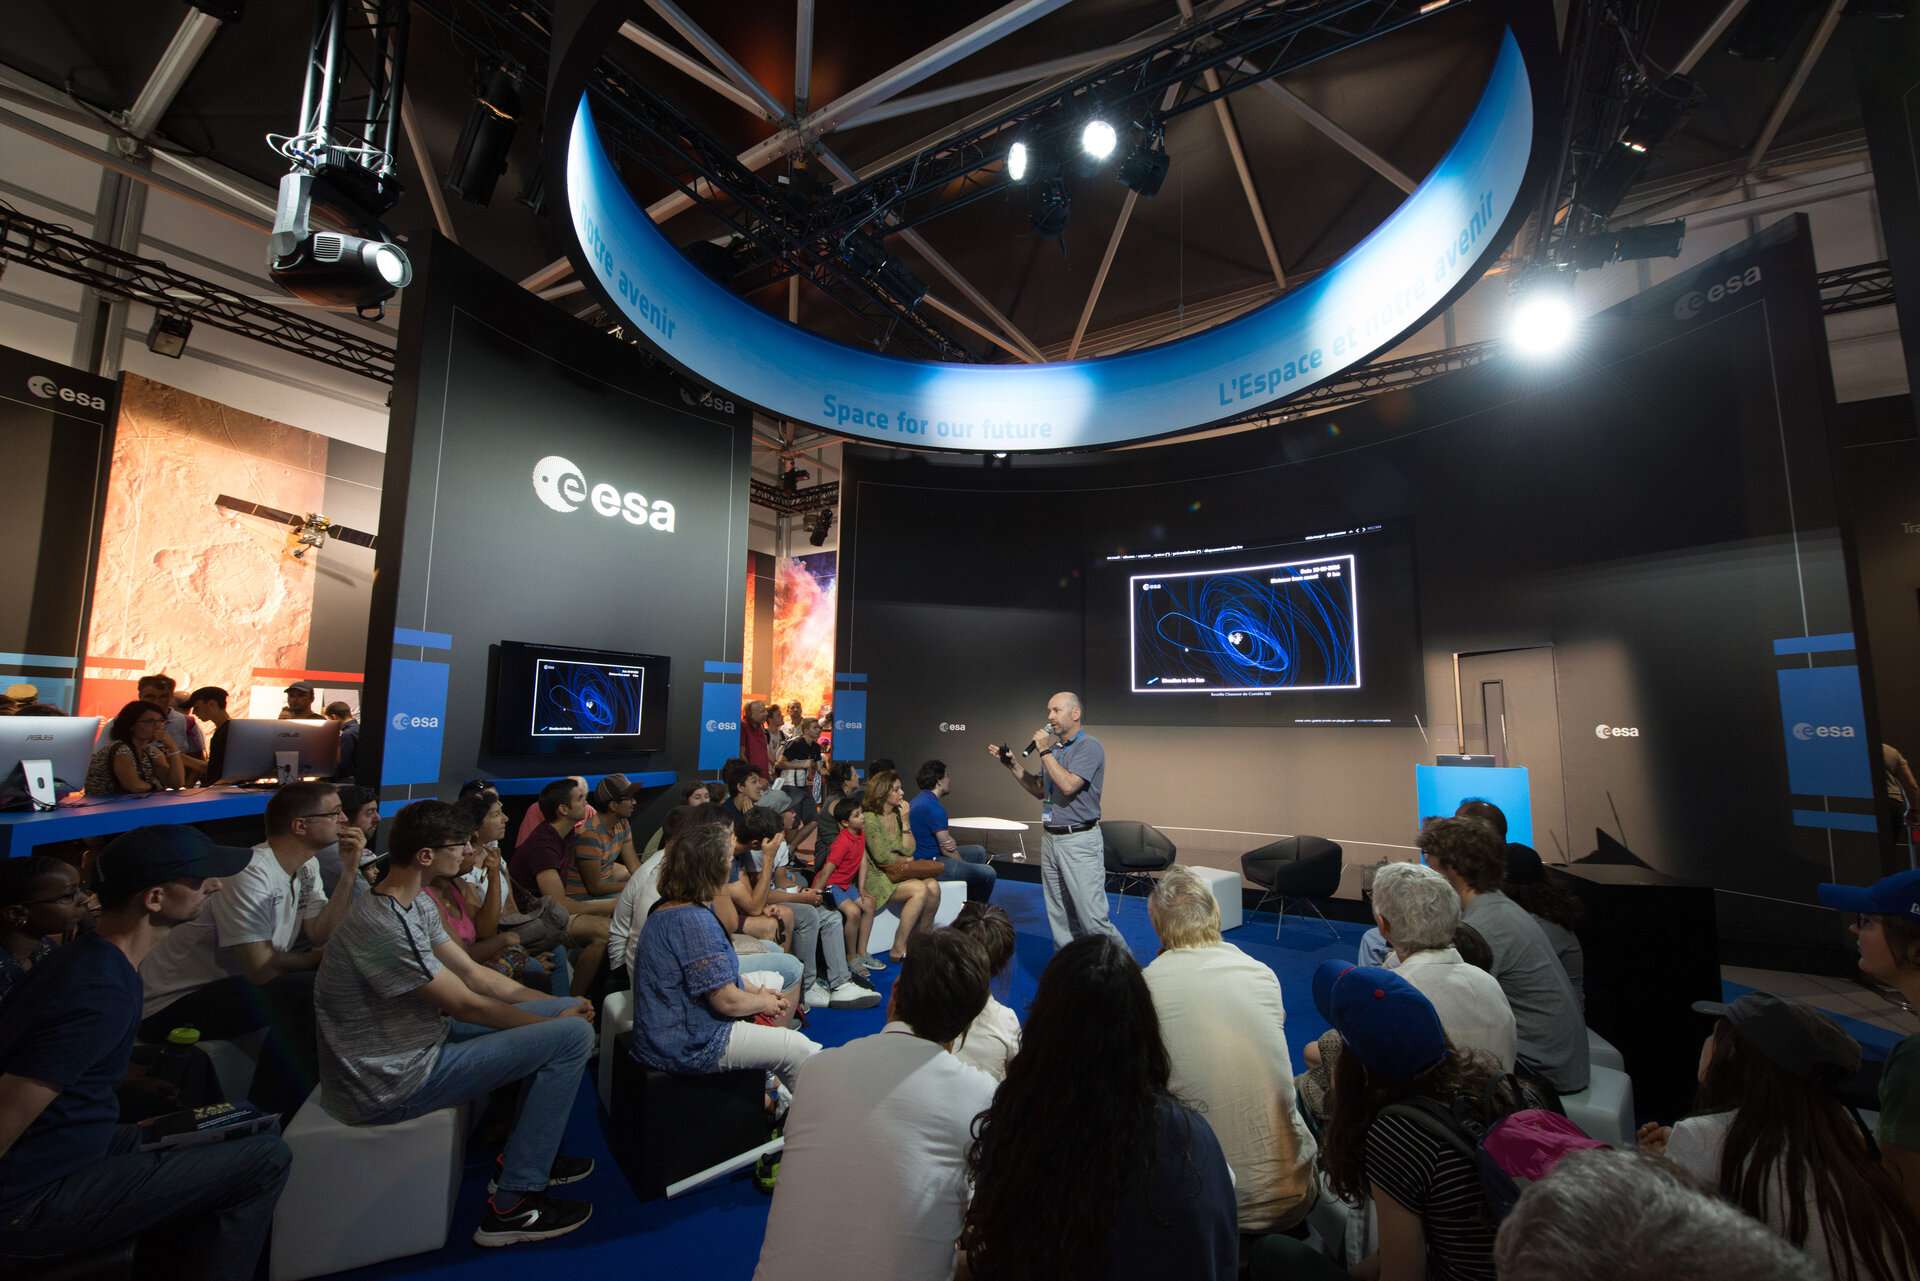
1116;136;1170;197
146;312;192;358
809;508;834;547
1081;118;1117;160
1508;271;1577;358
269;173;412;316
1029;177;1071;239
1007;139;1029;182
446;63;522;207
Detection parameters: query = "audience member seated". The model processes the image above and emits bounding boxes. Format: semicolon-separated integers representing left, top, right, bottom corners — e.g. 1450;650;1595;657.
754;928;995;1281
85;699;185;795
278;680;317;720
513;773;595;846
732;806;876;1011
863;769;942;962
314;784;380;896
188;686;232;783
610;804;690;981
424;836;544;984
570;774;641;898
1369;861;1517;1069
316;800;597;1247
1636;992;1920;1280
813;762;861;853
1819;868;1920;1221
812;797;880;974
137;782;362;1117
1494;1148;1824;1281
509;777;613;997
138;674;205;785
0;856;87;1000
630;822;821;1096
0;825;291;1278
947;901;1020;1082
652;805;804;1003
455;792;557;983
1142;868;1318;1241
965;935;1238;1281
639;781;714;860
1309;960;1533;1281
1419;816;1588;1094
1456;799;1586;1007
910;758;998;903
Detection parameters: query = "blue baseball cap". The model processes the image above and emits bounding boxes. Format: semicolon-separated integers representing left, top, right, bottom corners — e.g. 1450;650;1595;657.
1816;869;1920;925
1312;959;1447;1080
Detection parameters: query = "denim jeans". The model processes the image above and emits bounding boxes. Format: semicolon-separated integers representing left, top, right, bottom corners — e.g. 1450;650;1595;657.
0;1121;290;1280
939;845;997;903
739;951;804;990
359;997;594;1196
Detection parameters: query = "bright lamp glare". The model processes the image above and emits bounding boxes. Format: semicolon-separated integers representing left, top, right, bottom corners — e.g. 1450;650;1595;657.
1509;294;1576;356
1081;119;1117;160
1008;140;1029;181
372;244;409;286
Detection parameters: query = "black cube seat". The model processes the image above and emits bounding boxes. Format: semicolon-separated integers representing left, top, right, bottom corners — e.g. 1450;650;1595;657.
609;1030;770;1200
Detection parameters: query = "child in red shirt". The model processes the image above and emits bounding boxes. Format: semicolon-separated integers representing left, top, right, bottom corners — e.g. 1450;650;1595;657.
812;797;879;972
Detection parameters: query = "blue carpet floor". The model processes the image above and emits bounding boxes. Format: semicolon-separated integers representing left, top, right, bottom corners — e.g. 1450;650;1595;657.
332;879;1369;1280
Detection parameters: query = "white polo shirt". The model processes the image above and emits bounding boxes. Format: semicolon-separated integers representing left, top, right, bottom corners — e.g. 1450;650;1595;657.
755;1024;996;1281
141;841;325;1019
1388;945;1519;1071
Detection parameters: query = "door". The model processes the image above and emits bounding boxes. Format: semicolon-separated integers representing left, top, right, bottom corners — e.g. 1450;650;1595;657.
1457;646;1571;862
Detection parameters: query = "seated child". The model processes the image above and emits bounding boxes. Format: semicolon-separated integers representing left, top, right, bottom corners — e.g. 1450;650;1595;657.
812;798;879;973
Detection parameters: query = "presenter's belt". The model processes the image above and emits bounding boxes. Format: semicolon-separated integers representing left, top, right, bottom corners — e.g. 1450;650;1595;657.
1042;820;1099;835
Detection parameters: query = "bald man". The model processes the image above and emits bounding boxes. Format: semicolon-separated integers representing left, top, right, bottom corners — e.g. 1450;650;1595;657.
991;692;1122;948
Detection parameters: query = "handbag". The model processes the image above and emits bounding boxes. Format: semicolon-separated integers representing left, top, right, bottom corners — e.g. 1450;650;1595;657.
499;896;570;952
881;857;947;882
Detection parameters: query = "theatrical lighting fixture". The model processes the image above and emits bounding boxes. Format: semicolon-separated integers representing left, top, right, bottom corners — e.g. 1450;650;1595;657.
1116;134;1170;198
808;508;834;547
1007;138;1029;182
780;466;810;493
1507;270;1578;358
1563;219;1686;270
446;62;522;206
1620;75;1699;153
146;312;192;358
269;173;413;315
875;259;927;308
1029;177;1071;239
1081;118;1117;160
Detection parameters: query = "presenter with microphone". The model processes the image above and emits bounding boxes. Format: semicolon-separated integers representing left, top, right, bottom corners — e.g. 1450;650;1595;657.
990;692;1123;949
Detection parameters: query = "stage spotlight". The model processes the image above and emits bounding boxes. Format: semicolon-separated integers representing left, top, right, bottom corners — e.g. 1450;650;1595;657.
1029;177;1071;239
808;507;834;546
269;172;412;316
1508;272;1577;358
1007;139;1029;182
1081;118;1117;160
146;312;191;359
446;62;521;206
1116;137;1170;197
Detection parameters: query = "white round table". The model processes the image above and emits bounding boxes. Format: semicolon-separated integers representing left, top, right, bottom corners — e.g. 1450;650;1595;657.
946;816;1032;861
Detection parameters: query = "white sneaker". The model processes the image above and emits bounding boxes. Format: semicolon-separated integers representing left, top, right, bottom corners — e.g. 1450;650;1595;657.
803;981;832;1008
828;981;882;1010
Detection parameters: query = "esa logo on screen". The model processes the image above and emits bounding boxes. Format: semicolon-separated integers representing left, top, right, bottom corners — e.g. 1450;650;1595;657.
530;455;676;532
26;374;108;411
390;712;441;731
1593;724;1640;739
1792;722;1856;741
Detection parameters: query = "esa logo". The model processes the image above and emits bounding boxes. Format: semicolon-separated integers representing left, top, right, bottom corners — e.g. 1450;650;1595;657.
839;720;863;731
530;455;676;532
1594;724;1640;739
938;722;967;733
1792;722;1856;741
1674;265;1763;321
705;718;740;733
27;374;108;411
390;712;441;731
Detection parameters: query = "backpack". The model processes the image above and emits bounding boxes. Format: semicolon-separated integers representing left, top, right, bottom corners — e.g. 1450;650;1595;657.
1380;1071;1608;1226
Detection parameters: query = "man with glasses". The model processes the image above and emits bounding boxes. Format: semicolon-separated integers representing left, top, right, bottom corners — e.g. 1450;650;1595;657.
135;782;364;1117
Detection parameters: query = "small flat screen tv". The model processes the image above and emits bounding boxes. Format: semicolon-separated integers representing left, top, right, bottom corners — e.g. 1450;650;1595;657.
492;641;671;756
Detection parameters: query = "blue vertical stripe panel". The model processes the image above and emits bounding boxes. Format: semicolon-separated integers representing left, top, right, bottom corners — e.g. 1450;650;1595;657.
833;690;867;762
700;684;745;772
382;659;451;785
1772;633;1855;656
1777;665;1874;799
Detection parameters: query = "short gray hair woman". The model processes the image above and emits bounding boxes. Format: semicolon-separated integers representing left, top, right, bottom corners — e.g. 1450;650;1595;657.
1370;861;1461;957
1147;867;1222;950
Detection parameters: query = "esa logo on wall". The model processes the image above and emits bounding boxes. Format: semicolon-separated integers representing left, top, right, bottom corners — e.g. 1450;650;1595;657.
531;455;676;531
26;373;108;411
1594;724;1640;739
1673;265;1763;322
705;718;739;733
1792;722;1855;741
391;712;441;731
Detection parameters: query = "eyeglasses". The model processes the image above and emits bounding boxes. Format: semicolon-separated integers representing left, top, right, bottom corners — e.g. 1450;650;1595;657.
135;717;165;727
21;885;87;907
300;807;347;820
430;841;475;852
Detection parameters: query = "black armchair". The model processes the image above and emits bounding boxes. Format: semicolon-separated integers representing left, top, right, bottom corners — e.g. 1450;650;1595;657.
1100;820;1177;897
1241;836;1343;937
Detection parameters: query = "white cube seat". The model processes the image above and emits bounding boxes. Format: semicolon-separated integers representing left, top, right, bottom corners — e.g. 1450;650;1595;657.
598;988;636;1113
1587;1026;1625;1073
1184;866;1243;932
866;880;966;955
269;1096;466;1281
1558;1064;1635;1147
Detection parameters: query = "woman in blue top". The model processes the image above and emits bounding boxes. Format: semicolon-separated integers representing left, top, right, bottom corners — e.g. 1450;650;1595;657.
629;821;820;1092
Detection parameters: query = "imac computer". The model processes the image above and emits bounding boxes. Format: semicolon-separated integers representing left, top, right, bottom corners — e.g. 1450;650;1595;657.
217;719;343;785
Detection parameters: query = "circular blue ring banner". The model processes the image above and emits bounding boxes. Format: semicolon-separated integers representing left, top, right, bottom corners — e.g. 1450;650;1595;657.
552;9;1548;452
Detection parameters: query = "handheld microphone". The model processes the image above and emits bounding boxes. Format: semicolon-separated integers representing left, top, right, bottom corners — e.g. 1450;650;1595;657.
1021;729;1051;758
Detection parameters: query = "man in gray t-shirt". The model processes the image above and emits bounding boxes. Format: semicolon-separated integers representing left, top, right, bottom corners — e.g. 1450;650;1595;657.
314;800;599;1248
1420;816;1589;1094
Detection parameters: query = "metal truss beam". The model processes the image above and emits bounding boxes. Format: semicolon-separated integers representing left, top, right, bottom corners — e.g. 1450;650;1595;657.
0;208;397;383
1817;260;1893;316
750;478;839;515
